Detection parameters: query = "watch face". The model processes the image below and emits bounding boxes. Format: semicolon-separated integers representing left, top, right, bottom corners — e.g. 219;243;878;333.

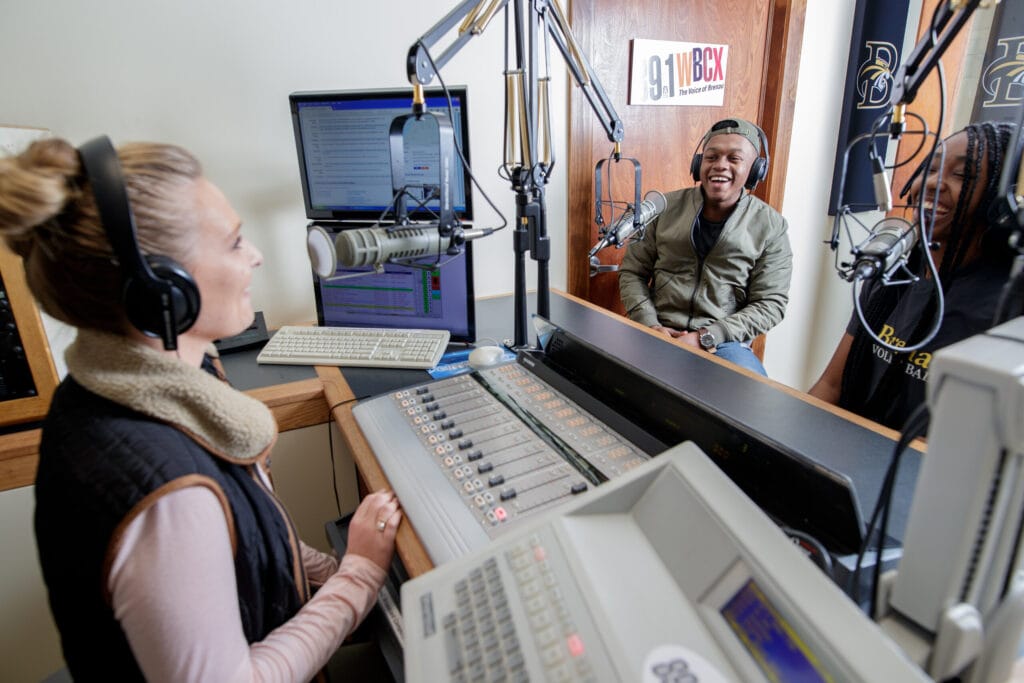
700;332;714;348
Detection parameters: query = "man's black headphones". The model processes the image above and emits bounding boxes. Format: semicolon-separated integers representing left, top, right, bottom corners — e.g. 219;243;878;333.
77;136;200;351
690;119;770;190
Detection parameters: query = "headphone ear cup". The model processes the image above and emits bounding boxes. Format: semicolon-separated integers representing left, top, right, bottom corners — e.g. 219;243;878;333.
691;153;703;183
147;255;201;334
122;255;201;342
745;157;768;190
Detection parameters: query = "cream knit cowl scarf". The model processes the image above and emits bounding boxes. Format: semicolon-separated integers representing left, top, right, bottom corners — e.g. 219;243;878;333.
64;329;277;462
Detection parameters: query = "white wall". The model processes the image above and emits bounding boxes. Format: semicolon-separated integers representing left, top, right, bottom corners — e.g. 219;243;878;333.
777;1;861;388
0;0;856;392
0;486;64;681
0;0;566;333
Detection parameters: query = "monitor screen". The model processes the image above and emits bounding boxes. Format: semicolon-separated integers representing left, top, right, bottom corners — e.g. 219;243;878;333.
312;226;476;343
290;87;473;222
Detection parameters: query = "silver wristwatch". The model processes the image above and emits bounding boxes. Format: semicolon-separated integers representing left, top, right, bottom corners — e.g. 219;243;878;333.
698;327;716;350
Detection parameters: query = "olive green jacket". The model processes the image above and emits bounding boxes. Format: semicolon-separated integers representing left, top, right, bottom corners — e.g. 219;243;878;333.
618;187;792;344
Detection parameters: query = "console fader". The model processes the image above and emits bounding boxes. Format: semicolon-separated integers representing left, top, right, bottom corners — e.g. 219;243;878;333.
352;359;649;564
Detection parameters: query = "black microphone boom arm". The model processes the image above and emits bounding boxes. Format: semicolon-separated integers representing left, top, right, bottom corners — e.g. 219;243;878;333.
888;0;985;134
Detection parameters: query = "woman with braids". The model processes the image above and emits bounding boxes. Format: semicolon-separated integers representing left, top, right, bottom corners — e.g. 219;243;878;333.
810;121;1018;430
0;136;402;681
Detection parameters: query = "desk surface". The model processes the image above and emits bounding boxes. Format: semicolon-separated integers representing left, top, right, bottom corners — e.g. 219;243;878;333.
320;290;922;578
0;291;922;582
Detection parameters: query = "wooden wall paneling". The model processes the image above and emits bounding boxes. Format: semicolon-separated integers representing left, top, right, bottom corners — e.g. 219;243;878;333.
889;0;975;206
567;0;803;317
760;0;807;212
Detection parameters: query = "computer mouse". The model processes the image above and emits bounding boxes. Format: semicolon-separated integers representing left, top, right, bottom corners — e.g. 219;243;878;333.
468;345;506;370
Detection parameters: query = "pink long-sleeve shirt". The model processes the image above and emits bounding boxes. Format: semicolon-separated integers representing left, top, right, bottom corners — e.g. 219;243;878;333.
107;484;385;682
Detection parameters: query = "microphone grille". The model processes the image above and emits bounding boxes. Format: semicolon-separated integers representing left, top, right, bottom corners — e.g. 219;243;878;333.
644;190;668;213
306;226;337;278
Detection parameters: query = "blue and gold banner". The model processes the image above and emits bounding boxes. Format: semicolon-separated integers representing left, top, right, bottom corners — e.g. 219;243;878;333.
828;0;913;215
971;1;1024;122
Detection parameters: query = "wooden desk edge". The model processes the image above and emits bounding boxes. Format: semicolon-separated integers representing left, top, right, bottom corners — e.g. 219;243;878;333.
318;366;435;578
0;366;436;579
0;295;920;578
0;376;333;492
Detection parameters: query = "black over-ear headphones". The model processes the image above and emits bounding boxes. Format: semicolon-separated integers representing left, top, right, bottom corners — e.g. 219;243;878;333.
77;136;200;350
690;119;770;190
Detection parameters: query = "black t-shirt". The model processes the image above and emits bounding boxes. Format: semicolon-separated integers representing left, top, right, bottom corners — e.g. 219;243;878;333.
842;263;1008;429
693;214;725;260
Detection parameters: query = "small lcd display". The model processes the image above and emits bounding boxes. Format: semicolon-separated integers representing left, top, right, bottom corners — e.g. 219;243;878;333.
720;579;833;683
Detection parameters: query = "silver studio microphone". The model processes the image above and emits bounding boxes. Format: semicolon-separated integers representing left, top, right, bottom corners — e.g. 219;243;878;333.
306;224;490;276
850;217;918;282
589;190;667;257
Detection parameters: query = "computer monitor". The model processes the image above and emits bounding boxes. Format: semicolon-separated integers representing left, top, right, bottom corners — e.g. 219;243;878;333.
312;227;476;343
289;86;473;222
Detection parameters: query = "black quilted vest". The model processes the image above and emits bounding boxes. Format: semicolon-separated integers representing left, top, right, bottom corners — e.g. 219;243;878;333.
34;377;306;681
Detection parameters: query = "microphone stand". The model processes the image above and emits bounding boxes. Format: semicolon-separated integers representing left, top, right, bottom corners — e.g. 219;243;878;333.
405;0;624;348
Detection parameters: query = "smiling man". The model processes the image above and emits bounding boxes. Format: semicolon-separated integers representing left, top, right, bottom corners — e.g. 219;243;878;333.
618;118;793;375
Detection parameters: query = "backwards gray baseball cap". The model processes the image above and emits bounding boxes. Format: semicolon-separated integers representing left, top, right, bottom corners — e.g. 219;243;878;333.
703;118;763;154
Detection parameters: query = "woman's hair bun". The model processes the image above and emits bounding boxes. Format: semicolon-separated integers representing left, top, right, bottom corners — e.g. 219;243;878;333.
0;138;81;257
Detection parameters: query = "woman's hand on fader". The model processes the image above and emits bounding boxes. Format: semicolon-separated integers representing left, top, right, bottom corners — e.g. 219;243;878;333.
346;489;402;572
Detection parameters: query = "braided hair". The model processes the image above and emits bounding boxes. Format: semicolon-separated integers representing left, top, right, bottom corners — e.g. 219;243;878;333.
939;122;1018;276
838;121;1017;424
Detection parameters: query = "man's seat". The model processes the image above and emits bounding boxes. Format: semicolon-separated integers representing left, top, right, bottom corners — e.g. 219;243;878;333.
752;333;766;363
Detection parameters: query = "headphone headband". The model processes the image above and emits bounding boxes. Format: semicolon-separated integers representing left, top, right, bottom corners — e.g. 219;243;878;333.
77;137;158;286
77;136;199;350
690;118;770;190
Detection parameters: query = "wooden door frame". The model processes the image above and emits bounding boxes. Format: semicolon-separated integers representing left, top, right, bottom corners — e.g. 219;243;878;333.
566;0;807;301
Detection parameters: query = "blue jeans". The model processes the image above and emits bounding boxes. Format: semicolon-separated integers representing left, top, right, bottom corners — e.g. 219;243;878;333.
713;341;766;376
